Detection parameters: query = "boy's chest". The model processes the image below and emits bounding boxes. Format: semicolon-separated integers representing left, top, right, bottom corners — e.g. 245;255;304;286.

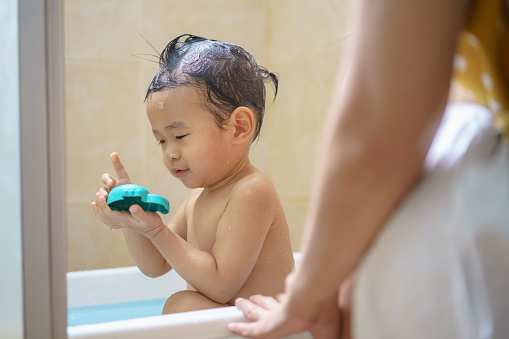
186;192;229;252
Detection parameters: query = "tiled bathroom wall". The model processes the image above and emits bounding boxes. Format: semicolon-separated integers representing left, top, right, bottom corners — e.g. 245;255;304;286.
267;0;352;248
65;0;352;271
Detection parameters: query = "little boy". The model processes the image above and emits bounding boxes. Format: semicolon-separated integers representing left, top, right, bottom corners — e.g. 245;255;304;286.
92;34;294;314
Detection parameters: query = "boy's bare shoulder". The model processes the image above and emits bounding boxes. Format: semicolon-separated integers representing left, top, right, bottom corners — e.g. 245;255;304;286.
230;170;278;205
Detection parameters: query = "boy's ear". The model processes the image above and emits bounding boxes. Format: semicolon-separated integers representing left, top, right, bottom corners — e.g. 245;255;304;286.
229;107;255;145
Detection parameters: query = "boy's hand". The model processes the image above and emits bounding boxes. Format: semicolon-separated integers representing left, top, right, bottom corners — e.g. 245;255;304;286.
91;152;166;238
102;152;132;190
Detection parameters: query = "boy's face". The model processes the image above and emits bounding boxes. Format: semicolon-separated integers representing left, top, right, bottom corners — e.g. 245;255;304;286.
146;87;234;189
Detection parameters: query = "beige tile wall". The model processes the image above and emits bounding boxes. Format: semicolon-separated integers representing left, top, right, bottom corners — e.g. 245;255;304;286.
268;0;352;248
65;0;352;271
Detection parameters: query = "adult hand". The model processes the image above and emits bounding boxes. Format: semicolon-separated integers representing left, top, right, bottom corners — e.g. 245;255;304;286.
228;288;341;339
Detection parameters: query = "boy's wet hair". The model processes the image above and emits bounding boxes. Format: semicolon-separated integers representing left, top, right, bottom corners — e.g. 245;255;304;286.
145;34;278;142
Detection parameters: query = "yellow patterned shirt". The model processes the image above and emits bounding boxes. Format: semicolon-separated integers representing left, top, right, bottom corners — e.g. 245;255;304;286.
453;0;509;138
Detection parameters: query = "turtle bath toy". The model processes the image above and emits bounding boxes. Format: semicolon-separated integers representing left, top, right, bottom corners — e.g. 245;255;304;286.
107;184;170;214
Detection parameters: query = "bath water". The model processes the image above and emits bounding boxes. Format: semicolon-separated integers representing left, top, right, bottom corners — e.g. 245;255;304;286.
68;298;167;326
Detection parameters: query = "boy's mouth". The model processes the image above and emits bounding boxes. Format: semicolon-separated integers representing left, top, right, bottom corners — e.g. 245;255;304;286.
172;169;189;178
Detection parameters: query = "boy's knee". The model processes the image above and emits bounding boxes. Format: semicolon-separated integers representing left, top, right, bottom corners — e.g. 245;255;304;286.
163;290;193;314
163;290;222;314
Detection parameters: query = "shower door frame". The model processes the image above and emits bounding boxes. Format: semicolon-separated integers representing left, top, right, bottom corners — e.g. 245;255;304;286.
19;0;67;338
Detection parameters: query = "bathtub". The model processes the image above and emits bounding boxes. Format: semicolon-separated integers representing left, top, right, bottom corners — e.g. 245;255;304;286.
67;252;312;339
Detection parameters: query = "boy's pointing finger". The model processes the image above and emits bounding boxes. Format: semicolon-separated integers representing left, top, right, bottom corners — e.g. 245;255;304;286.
110;152;132;183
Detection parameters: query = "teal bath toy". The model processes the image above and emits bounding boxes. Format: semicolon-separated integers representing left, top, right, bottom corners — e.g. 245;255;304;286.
107;184;170;214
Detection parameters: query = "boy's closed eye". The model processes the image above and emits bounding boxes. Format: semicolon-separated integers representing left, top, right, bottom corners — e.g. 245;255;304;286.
156;134;187;145
175;134;188;140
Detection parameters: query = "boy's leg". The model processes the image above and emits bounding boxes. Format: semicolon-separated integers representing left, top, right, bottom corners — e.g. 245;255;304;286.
162;290;230;314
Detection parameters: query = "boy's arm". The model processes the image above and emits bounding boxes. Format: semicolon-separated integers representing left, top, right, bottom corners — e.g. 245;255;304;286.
147;177;277;303
92;152;188;278
121;197;188;277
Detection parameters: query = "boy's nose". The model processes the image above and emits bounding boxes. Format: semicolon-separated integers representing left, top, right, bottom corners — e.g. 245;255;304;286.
169;152;181;160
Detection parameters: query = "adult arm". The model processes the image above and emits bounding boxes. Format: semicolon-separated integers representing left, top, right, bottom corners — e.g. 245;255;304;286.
230;0;472;337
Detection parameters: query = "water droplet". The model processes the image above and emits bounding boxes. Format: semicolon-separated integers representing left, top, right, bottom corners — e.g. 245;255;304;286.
268;256;272;260
228;226;232;231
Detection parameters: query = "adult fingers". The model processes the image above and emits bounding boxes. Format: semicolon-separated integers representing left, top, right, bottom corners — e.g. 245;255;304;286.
229;299;295;339
227;322;263;339
110;152;132;185
248;295;279;310
234;298;265;322
275;293;288;303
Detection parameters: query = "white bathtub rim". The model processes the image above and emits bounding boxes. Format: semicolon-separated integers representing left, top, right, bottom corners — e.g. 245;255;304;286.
67;306;245;339
67;306;312;339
